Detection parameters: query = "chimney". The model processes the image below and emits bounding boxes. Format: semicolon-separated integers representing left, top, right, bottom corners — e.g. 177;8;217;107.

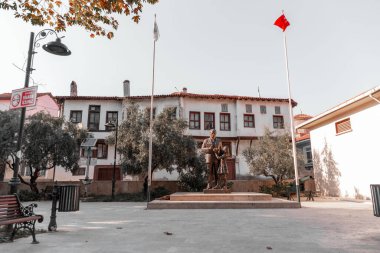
182;87;187;93
70;81;77;96
123;80;130;97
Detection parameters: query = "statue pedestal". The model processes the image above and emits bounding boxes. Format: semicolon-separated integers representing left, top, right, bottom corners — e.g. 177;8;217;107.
203;188;232;194
147;192;301;209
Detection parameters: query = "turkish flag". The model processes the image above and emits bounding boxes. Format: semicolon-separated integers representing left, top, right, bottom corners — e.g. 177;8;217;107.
274;14;290;32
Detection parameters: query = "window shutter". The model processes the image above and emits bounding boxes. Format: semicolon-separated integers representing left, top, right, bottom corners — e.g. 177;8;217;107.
335;118;352;134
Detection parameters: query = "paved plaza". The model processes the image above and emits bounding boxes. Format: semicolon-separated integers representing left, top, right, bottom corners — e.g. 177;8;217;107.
1;200;380;253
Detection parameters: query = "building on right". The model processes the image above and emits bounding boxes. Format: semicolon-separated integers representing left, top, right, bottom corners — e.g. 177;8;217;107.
297;85;380;199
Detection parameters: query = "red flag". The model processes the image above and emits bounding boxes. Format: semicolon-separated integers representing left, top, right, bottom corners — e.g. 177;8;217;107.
274;14;290;32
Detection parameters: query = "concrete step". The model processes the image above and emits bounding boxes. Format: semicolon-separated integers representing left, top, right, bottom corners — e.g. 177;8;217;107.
147;192;300;209
169;192;272;201
147;199;301;209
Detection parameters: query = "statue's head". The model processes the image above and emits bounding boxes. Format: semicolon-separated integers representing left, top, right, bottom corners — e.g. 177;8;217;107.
210;129;216;138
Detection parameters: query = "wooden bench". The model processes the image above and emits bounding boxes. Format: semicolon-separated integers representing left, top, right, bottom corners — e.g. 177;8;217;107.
0;194;43;244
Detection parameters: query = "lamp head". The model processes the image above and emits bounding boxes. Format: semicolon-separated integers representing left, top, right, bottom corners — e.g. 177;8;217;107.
43;37;71;56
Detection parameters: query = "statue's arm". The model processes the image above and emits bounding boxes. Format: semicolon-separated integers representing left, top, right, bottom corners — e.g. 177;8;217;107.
201;139;211;154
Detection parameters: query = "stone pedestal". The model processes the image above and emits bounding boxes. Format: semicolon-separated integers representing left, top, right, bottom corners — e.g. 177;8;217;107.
147;192;301;209
203;188;232;194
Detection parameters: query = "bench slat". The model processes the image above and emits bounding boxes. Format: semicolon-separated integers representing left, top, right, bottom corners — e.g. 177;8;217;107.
0;215;42;226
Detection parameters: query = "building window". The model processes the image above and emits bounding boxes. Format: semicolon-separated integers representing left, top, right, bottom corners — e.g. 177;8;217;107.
105;111;118;131
304;146;312;164
189;111;200;129
70;110;82;123
169;107;177;119
275;106;281;114
221;104;228;112
145;107;156;119
220;113;231;131
88;105;100;131
204;113;215;130
244;114;255;128
273;115;284;129
245;104;252;113
96;141;108;159
72;167;86;176
335;118;352;135
260;105;267;114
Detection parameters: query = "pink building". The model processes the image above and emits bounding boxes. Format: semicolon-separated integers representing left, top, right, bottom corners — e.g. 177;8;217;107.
0;92;59;117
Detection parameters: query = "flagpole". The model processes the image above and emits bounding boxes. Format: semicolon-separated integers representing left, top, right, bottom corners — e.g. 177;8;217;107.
147;14;157;203
283;30;301;204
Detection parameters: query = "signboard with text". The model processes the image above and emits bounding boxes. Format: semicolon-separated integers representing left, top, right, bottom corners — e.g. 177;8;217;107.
9;86;38;110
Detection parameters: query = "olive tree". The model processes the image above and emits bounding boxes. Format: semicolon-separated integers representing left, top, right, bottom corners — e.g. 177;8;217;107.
243;129;304;186
110;102;206;185
0;111;86;193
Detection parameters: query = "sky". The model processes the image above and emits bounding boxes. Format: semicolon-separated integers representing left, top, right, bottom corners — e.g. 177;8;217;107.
1;0;380;116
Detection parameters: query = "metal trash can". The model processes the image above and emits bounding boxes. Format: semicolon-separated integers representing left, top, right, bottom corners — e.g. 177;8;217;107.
370;184;380;217
58;185;80;212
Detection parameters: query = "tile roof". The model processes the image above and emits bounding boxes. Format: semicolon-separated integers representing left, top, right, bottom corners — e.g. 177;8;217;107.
55;92;297;106
295;133;310;142
294;114;313;120
0;92;54;100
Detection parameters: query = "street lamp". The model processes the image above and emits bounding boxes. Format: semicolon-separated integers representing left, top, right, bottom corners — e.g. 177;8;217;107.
9;30;71;194
105;118;119;201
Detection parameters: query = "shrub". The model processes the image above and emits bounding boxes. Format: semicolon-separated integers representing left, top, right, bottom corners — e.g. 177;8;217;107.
259;184;288;197
18;190;41;201
150;186;171;200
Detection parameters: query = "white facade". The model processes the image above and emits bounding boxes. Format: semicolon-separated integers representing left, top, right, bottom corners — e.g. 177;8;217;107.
297;86;380;199
53;90;295;182
52;97;123;182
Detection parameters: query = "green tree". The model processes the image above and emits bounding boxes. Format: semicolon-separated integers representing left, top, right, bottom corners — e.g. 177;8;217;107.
242;129;304;186
110;102;205;183
0;0;158;39
0;110;20;182
0;111;87;193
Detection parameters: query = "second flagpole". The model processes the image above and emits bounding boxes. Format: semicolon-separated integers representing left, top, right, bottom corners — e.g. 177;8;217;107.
147;14;158;203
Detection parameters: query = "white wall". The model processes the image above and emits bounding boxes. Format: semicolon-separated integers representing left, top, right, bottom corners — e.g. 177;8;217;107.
40;96;294;182
310;103;380;198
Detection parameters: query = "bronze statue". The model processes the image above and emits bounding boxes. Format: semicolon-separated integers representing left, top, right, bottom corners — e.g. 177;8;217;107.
201;129;222;189
215;146;229;190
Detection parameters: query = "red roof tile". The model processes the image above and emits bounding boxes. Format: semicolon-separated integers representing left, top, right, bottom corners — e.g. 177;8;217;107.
294;114;313;120
295;133;310;142
55;92;297;106
0;92;54;100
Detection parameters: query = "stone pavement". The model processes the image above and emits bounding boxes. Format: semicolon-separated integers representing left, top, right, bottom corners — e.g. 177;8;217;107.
1;200;380;253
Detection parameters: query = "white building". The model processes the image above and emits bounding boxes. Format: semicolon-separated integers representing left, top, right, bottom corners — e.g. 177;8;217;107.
53;81;296;182
297;86;380;199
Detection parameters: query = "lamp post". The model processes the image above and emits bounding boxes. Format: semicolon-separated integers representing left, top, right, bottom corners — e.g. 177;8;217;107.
105;118;118;201
9;30;71;194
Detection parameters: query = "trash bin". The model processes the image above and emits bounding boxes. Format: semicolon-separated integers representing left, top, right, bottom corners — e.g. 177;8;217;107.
58;185;80;212
370;184;380;217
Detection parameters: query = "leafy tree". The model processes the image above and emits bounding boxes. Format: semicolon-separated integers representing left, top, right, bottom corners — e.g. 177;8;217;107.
0;111;87;193
110;102;205;182
178;154;207;192
0;110;20;182
242;129;304;186
0;0;158;39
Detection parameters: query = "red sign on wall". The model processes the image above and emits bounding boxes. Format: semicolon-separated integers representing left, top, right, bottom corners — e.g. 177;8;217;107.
9;86;38;110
